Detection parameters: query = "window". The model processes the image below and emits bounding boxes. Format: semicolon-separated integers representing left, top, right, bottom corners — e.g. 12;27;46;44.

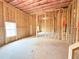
5;22;17;37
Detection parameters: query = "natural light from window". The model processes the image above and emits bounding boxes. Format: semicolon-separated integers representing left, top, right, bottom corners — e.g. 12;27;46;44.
5;22;17;37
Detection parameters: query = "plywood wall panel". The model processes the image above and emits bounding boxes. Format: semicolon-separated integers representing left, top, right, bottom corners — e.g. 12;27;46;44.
2;1;36;44
0;1;5;46
29;15;36;36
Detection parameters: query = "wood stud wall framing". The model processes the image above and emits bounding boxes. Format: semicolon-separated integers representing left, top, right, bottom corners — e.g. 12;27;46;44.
0;0;79;46
37;9;68;40
0;1;36;46
0;1;5;46
37;0;78;45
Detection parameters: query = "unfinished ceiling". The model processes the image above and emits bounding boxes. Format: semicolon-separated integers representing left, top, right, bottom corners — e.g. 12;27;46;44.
4;0;72;14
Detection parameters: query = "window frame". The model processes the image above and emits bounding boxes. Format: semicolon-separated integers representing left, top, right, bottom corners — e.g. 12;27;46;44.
5;22;17;37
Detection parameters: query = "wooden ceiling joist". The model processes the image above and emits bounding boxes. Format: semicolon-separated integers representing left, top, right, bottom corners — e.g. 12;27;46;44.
4;0;72;14
23;2;69;14
5;0;14;3
22;1;70;11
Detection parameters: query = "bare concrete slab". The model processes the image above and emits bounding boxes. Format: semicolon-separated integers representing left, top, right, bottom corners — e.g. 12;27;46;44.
0;36;69;59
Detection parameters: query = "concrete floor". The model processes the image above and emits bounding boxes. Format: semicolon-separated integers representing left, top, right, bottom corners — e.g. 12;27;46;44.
0;32;69;59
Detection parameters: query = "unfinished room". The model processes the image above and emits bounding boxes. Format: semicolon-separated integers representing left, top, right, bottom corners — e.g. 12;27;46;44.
0;0;79;59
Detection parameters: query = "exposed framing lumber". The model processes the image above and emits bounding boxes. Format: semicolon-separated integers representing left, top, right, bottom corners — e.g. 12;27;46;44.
68;42;79;59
